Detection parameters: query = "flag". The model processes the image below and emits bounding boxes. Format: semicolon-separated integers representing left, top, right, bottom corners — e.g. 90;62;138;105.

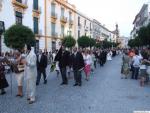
54;46;62;62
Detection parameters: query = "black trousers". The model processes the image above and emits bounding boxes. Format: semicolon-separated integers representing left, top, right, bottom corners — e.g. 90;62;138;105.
36;68;47;84
94;60;97;68
99;59;104;66
73;70;82;85
132;67;139;80
60;67;68;83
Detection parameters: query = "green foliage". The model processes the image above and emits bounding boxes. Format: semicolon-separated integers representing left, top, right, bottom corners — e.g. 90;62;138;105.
95;42;102;48
89;38;96;48
4;24;35;50
62;35;76;48
95;40;118;49
128;39;135;48
77;35;90;48
128;23;150;47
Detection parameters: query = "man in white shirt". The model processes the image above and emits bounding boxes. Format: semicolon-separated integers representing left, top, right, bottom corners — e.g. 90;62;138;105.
131;50;142;79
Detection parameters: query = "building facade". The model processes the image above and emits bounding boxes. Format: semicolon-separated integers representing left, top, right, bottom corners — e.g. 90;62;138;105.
93;19;117;42
46;0;76;51
75;11;93;40
0;0;44;53
0;0;118;53
131;4;150;39
118;36;129;48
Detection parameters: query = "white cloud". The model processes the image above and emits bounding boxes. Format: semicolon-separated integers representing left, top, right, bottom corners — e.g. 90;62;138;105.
68;0;149;37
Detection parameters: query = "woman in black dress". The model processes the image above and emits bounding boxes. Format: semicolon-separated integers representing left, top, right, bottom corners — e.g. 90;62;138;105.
0;60;9;95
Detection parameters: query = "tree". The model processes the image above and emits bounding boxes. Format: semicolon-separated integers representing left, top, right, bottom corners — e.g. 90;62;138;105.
95;42;102;48
89;38;96;48
77;35;90;48
4;24;35;51
62;35;76;48
128;39;136;48
138;26;148;46
102;39;111;49
146;23;150;46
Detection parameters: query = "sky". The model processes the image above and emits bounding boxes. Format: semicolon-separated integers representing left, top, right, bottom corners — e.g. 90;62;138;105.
68;0;149;37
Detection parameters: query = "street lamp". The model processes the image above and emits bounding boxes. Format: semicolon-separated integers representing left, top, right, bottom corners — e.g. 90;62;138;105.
0;21;5;55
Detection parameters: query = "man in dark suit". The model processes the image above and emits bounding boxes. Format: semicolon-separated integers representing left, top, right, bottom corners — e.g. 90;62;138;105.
71;47;84;86
55;46;70;85
36;50;48;85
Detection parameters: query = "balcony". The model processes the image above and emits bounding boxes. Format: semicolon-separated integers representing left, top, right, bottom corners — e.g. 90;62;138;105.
33;7;41;14
12;0;28;9
51;12;57;20
60;34;65;38
51;32;58;38
60;16;67;23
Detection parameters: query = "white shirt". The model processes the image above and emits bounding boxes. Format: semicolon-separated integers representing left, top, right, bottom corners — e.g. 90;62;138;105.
132;55;142;67
83;54;92;65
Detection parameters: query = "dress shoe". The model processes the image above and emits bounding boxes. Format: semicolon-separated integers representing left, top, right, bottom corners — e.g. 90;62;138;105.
36;83;39;86
29;100;35;104
1;91;6;95
60;82;68;85
60;82;65;85
16;94;23;97
27;98;30;101
78;83;82;86
73;83;78;86
44;80;47;84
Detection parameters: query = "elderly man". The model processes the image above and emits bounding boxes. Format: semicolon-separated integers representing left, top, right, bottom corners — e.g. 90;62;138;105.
36;50;48;85
71;47;84;86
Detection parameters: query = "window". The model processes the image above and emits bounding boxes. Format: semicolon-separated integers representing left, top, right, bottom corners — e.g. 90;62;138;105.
78;16;80;26
52;41;56;51
69;12;72;21
33;17;38;34
51;3;55;16
61;25;64;36
33;0;38;10
51;23;55;35
90;23;91;30
78;30;80;38
61;7;64;17
35;40;39;53
16;11;22;25
84;20;86;26
16;0;22;3
67;30;72;36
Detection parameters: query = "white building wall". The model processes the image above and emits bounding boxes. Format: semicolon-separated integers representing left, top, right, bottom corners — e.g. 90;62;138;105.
0;1;15;52
23;0;33;29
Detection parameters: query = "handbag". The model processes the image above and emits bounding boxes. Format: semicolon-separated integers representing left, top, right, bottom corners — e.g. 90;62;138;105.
12;63;24;73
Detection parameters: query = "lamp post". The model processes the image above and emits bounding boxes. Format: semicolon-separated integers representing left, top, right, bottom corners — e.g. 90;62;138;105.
0;21;5;55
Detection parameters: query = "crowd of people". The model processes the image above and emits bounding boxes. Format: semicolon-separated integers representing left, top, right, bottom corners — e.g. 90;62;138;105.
0;45;119;104
121;48;150;87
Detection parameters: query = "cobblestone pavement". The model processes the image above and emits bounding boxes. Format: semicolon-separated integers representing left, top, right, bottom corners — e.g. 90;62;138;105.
0;56;150;113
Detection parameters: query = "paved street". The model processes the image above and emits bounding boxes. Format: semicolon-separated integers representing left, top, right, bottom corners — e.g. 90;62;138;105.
0;56;150;113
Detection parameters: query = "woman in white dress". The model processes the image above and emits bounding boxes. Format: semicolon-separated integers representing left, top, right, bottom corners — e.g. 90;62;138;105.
107;50;112;61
